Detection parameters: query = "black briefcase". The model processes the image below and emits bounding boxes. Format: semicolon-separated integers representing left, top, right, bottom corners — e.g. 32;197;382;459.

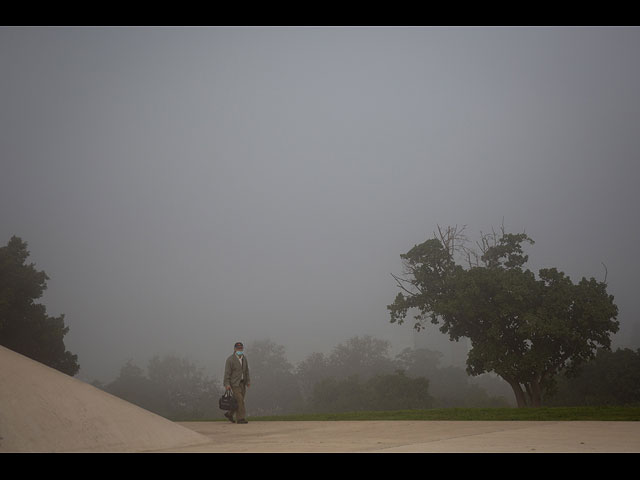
219;389;238;411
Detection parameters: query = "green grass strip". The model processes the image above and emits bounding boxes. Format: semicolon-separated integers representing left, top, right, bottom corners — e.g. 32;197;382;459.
196;406;640;422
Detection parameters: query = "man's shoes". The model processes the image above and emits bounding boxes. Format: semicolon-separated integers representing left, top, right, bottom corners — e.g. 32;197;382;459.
237;419;248;424
224;411;235;423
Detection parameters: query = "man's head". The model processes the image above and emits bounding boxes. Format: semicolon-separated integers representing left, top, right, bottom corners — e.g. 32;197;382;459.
234;342;244;355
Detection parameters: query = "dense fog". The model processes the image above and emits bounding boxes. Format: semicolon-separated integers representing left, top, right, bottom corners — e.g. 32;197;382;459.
2;27;639;396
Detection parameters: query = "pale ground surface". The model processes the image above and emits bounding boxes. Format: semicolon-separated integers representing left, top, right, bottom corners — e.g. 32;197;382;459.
2;345;639;453
160;420;640;453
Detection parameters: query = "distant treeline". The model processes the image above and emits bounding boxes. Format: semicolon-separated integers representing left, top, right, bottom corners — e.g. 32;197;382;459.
546;347;640;407
94;335;640;420
92;335;509;420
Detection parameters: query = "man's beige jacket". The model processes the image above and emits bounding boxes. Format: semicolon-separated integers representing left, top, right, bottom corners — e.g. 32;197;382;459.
224;353;250;388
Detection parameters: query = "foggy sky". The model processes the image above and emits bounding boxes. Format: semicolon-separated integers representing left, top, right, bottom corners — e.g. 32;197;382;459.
2;26;640;383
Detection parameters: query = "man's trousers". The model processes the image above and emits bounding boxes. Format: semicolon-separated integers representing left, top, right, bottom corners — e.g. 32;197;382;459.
230;382;247;420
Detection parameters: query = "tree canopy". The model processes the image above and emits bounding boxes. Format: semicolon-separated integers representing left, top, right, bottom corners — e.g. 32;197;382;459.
387;225;619;407
0;235;79;376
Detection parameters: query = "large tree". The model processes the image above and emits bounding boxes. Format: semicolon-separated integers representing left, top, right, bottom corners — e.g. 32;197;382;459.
0;235;79;376
387;225;619;407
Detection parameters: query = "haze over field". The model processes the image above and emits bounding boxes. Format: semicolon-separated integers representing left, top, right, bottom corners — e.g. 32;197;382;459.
1;26;639;383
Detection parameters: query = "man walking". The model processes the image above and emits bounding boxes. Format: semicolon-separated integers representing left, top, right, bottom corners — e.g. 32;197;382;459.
223;341;250;424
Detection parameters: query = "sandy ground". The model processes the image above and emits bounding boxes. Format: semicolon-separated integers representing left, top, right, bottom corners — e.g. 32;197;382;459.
144;420;640;453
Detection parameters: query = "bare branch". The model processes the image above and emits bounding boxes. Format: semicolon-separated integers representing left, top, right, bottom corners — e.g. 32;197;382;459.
390;272;423;297
435;224;472;262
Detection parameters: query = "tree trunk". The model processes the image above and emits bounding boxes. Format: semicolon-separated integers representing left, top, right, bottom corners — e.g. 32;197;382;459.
504;377;528;408
527;378;543;407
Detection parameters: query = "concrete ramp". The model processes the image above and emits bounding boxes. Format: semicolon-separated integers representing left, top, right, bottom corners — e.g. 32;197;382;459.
0;345;212;452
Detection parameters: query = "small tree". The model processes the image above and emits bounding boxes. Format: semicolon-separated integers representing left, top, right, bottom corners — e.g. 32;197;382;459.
394;347;510;407
146;354;219;420
103;354;220;420
365;371;433;410
105;359;161;412
295;351;330;403
546;348;640;406
325;335;397;381
246;339;305;415
387;224;619;407
0;236;79;375
309;371;433;413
